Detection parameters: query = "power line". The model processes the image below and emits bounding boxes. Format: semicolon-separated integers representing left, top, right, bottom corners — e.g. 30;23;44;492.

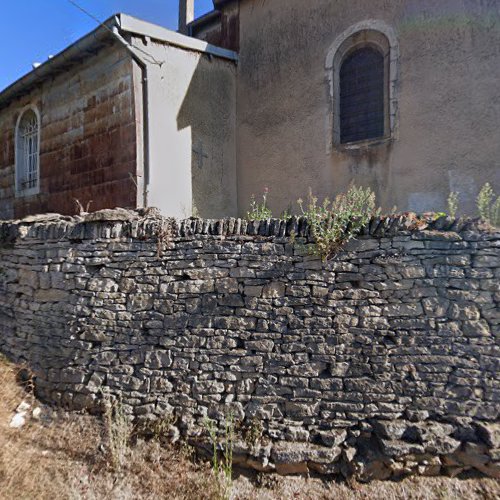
67;0;107;27
66;0;164;66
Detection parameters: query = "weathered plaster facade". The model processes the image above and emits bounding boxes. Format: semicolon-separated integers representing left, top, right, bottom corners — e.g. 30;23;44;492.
129;35;237;218
201;0;500;216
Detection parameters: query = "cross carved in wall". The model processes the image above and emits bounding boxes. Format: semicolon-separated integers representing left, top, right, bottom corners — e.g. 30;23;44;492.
192;140;208;170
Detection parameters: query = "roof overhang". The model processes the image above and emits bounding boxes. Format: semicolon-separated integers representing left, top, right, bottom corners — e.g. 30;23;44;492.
0;17;117;111
0;13;237;111
118;14;237;60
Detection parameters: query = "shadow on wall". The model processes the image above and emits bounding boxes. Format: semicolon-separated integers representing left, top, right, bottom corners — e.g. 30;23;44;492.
176;52;237;218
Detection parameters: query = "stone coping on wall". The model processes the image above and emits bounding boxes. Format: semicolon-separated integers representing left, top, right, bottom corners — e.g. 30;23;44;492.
0;207;496;244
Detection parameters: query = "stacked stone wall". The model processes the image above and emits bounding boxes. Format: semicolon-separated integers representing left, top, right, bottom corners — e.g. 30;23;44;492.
0;209;498;480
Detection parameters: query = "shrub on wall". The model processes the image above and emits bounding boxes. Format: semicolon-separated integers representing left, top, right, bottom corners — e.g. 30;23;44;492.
298;184;376;260
246;187;272;220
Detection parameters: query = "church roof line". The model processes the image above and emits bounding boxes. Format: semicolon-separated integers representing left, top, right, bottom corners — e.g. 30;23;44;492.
0;13;238;111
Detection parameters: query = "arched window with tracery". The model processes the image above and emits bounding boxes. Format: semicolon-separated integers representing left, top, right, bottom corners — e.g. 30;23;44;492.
16;107;40;196
339;47;385;144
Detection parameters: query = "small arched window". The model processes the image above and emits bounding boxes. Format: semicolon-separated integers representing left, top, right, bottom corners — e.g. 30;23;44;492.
339;47;385;144
16;107;40;196
325;21;399;150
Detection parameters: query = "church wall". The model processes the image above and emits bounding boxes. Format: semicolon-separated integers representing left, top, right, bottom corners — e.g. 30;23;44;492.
134;38;237;218
0;45;139;219
234;0;500;217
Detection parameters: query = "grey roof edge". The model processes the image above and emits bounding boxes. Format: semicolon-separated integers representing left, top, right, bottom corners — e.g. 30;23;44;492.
0;13;238;110
0;16;118;110
118;14;238;61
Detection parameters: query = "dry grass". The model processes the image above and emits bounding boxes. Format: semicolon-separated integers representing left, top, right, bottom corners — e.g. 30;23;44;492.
0;356;220;500
232;473;499;500
0;355;498;500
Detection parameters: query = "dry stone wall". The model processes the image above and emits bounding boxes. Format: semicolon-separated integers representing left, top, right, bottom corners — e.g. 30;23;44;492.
0;208;499;480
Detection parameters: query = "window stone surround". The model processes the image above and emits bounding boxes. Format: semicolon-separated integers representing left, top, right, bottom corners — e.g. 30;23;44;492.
325;20;400;153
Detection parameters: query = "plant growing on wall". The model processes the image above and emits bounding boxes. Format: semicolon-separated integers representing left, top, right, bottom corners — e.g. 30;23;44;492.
246;187;272;220
477;183;500;227
298;184;376;260
447;192;460;219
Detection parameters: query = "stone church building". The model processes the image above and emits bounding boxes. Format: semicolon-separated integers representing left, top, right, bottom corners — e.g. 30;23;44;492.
0;0;499;219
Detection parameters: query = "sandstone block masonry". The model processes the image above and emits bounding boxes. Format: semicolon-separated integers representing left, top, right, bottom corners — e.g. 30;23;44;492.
0;208;498;480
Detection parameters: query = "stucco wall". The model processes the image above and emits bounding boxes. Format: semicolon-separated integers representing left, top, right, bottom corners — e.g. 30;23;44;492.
0;209;498;479
133;37;237;218
0;45;138;219
234;0;500;216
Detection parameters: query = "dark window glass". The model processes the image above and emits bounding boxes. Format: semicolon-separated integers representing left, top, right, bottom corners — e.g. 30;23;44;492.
340;47;385;144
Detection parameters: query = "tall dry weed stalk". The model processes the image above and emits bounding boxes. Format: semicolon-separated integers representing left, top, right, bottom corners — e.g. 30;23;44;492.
103;395;132;470
447;191;459;219
205;414;235;500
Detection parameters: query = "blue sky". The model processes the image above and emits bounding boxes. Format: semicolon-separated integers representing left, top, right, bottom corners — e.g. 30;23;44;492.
0;0;214;91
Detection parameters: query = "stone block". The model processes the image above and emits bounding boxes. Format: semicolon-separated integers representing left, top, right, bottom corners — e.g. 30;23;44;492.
462;320;491;337
245;285;263;297
383;303;424;317
422;297;450;318
215;278;239;294
34;289;68;302
145;350;172;369
475;422;500;448
127;294;154;312
372;420;409;440
262;282;286;298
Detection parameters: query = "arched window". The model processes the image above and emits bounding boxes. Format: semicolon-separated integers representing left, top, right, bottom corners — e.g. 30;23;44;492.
339;47;385;144
325;21;399;149
16;107;40;196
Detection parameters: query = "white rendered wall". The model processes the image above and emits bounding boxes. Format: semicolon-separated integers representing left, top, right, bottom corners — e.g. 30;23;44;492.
133;37;237;218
